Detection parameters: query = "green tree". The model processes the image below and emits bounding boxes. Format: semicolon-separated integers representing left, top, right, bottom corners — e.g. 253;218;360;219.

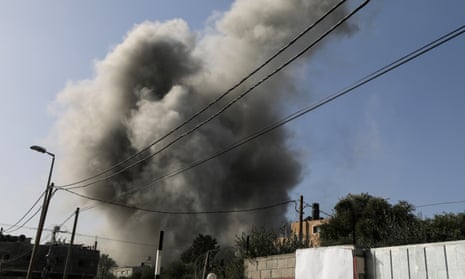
320;193;424;247
181;234;220;264
209;249;243;279
236;227;277;258
97;253;117;279
235;225;307;259
162;260;194;279
131;265;154;279
163;234;219;279
425;212;465;242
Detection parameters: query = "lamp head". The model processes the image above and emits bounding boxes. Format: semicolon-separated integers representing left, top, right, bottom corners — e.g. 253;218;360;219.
30;145;47;153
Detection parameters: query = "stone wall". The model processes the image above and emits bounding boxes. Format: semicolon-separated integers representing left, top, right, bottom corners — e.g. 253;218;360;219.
244;253;295;279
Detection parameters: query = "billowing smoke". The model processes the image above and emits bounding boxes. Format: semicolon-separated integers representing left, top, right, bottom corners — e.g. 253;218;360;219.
54;0;356;264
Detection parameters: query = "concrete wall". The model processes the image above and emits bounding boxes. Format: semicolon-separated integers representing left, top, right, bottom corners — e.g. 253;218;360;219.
244;253;295;279
243;241;465;279
366;240;465;279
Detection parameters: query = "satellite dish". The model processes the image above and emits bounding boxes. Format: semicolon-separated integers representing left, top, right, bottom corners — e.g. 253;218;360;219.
206;273;217;279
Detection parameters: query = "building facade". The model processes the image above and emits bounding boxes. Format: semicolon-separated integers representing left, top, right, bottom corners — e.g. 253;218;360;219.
290;218;328;247
0;232;99;279
112;266;136;278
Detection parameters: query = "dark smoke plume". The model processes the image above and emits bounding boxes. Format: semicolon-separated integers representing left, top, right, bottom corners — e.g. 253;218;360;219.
54;0;356;264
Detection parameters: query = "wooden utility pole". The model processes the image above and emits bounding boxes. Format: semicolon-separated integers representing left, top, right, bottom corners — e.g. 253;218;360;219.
155;230;164;279
63;207;80;279
202;250;210;279
27;146;55;279
27;182;54;279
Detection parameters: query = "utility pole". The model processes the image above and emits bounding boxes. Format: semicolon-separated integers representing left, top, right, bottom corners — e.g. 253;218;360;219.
202;250;210;279
27;182;54;279
27;146;55;279
63;207;80;279
155;230;164;279
94;236;98;250
299;195;303;243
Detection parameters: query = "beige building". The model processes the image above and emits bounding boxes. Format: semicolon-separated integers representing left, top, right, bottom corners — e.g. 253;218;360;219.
290;218;328;247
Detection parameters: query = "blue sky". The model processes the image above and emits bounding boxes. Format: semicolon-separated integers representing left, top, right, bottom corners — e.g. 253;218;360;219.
1;0;464;262
285;0;465;220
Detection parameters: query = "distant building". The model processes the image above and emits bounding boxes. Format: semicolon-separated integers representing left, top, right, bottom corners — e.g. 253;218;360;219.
290;218;328;247
0;231;99;279
112;266;136;278
290;202;329;247
111;258;154;279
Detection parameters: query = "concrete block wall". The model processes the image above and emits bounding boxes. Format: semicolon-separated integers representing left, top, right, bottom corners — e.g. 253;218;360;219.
244;253;295;279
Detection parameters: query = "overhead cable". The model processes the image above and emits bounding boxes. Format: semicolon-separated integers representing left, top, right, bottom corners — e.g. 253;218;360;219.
416;200;465;208
57;0;347;189
3;191;45;233
73;232;157;247
5;207;42;234
0;222;157;247
57;192;296;215
64;23;465;200
5;189;58;234
60;0;369;191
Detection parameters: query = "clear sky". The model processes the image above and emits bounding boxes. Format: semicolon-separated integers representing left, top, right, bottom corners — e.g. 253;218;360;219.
1;0;464;264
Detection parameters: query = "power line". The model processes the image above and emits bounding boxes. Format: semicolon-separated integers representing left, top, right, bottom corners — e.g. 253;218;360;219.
62;23;465;201
416;200;465;208
58;211;76;228
2;201;464;249
57;192;296;215
0;222;157;248
73;233;157;247
303;201;333;218
4;189;60;234
56;0;347;189
52;206;97;235
3;191;45;233
0;228;155;265
61;12;464;218
0;223;56;264
61;0;369;191
5;207;42;234
320;210;334;218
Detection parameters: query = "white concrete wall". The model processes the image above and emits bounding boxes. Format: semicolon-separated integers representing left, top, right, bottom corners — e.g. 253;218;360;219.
366;240;465;279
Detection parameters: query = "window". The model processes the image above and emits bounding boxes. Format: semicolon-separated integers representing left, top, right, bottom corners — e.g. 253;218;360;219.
313;225;321;234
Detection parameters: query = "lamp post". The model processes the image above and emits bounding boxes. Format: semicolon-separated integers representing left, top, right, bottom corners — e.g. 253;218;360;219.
26;145;55;279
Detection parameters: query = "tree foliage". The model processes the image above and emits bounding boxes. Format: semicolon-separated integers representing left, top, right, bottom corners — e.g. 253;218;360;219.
163;234;219;279
320;193;465;248
162;194;465;279
424;212;465;242
97;253;117;279
162;260;194;279
210;252;244;279
181;234;220;264
130;266;154;279
236;225;308;259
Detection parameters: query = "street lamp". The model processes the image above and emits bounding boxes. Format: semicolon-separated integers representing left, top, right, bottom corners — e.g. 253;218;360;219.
26;145;55;279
